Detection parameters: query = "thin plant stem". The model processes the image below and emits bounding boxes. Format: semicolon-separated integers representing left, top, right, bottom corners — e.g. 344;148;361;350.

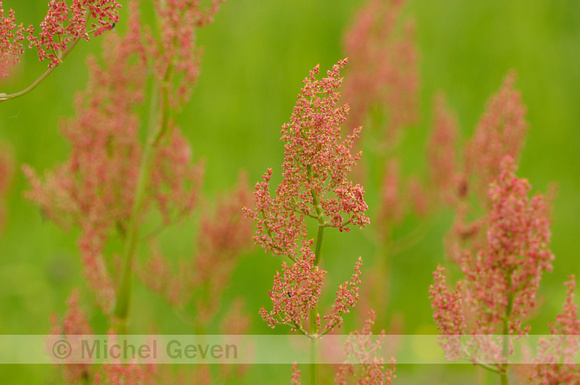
0;36;82;103
500;274;514;385
113;71;170;328
309;183;325;385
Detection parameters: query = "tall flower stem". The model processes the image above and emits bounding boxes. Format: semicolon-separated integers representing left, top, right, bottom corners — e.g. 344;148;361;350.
310;224;324;385
114;74;170;330
310;182;325;385
499;273;513;385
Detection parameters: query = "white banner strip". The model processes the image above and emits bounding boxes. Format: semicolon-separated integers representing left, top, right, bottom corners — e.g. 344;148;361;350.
0;335;577;364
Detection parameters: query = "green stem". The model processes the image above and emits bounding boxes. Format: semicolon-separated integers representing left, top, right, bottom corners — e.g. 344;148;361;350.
309;223;324;385
0;36;82;103
310;336;318;385
313;224;324;266
500;275;514;385
113;73;170;328
113;138;157;324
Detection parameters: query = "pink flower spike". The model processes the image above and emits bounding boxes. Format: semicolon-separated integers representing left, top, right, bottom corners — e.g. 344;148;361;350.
245;59;369;258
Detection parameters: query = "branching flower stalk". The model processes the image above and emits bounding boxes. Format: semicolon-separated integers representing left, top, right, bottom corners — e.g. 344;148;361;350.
24;0;224;334
245;59;369;384
0;0;121;102
430;156;554;385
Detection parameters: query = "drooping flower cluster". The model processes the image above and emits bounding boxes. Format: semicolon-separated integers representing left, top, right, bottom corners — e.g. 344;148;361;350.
0;1;25;78
430;156;554;363
27;0;121;68
244;59;369;259
343;0;418;141
335;310;396;385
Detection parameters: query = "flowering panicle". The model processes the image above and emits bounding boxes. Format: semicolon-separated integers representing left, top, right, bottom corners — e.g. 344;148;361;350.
525;277;580;384
0;1;25;78
445;73;528;265
248;60;367;339
23;8;145;312
23;2;207;313
335;310;396;385
430;156;554;365
146;0;225;109
463;157;553;334
464;72;527;201
27;0;121;68
244;59;369;259
343;0;418;141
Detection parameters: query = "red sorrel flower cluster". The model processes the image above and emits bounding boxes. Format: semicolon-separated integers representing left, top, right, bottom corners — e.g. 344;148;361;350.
246;59;368;330
27;0;121;68
430;156;554;371
24;0;233;330
23;7;151;312
245;59;369;260
0;1;25;78
246;59;370;384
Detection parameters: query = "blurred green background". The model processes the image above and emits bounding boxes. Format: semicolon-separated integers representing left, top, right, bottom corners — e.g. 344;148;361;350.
1;0;579;383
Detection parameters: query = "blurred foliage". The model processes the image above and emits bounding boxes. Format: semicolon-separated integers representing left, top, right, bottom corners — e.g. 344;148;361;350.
0;0;579;383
